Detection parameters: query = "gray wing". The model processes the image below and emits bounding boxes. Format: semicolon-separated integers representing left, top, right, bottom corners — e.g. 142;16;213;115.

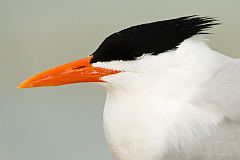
164;60;240;160
193;59;240;121
164;121;240;160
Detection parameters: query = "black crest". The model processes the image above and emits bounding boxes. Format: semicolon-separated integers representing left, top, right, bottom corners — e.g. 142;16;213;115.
91;16;219;63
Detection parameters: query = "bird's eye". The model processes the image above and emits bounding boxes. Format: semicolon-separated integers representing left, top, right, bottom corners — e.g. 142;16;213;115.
130;49;145;60
136;54;146;60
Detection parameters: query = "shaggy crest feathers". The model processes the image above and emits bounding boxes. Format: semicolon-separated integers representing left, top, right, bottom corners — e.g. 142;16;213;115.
91;16;219;63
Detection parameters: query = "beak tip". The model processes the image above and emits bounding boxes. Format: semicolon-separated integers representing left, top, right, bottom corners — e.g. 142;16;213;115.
17;85;21;89
17;79;32;89
17;84;26;89
17;83;27;89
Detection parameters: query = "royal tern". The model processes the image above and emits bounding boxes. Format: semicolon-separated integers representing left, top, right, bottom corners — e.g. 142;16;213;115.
18;16;240;160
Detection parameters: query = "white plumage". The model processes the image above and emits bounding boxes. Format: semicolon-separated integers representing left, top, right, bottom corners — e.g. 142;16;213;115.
17;16;240;160
93;36;240;160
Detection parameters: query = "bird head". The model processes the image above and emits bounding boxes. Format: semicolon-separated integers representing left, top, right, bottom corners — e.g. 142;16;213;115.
18;16;218;89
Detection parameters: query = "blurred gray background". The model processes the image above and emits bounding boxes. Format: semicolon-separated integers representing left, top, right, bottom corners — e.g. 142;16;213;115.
0;0;239;159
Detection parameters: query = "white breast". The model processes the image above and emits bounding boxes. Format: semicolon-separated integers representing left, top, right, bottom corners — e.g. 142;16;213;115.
103;87;224;160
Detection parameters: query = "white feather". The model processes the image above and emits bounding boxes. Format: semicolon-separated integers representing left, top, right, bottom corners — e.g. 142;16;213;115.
92;36;238;160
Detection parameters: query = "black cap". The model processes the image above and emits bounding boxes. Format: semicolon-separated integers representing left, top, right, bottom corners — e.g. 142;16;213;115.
91;16;219;63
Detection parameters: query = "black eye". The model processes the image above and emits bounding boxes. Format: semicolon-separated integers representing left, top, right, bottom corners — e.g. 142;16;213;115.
130;49;145;59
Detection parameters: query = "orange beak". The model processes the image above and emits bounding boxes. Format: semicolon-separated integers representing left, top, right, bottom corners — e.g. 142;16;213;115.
17;55;119;88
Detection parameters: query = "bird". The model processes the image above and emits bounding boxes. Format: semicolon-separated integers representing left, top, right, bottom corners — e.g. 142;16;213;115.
18;16;240;160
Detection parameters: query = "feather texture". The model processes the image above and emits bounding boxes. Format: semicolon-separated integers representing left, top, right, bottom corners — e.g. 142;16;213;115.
193;60;240;121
